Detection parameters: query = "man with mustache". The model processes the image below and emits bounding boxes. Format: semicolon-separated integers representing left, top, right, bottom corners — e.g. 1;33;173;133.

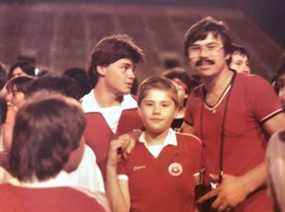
182;17;285;211
81;34;144;180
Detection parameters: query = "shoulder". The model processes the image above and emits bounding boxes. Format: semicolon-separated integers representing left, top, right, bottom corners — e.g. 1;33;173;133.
236;73;271;88
176;132;202;149
69;187;110;212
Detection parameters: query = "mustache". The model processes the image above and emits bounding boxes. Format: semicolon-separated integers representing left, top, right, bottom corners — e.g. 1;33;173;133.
195;58;215;67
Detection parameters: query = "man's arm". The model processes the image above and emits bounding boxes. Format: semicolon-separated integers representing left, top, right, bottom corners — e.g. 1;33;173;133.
198;113;285;211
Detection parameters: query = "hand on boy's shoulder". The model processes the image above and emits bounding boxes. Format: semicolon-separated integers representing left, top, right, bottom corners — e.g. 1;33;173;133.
107;129;142;167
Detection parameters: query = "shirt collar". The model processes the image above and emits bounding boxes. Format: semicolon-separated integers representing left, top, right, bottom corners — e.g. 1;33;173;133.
138;128;177;146
10;171;76;188
81;89;137;113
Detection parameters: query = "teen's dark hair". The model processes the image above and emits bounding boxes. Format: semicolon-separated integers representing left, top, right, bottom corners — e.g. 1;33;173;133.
88;34;144;87
6;76;35;95
63;67;92;98
8;62;35;79
137;76;178;107
27;75;82;100
9;95;86;182
184;16;232;57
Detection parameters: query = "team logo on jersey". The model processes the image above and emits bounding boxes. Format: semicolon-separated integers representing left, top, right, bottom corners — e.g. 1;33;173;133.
168;162;183;176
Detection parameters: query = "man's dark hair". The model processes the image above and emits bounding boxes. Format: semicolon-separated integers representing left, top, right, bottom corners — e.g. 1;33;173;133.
88;34;144;87
8;62;35;79
63;67;92;98
9;94;86;182
184;16;232;57
27;75;82;100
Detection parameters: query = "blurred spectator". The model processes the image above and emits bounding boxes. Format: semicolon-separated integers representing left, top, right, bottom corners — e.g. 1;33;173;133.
162;67;201;130
228;43;251;74
63;67;92;99
272;59;285;107
266;131;285;212
8;62;35;79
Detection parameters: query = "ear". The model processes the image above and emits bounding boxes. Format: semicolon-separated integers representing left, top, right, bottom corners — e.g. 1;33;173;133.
97;65;107;76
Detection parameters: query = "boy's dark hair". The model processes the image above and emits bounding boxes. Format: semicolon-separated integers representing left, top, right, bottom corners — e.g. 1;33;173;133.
8;62;35;79
88;34;144;87
137;76;179;107
63;67;92;98
27;75;82;100
9;94;86;182
184;16;232;57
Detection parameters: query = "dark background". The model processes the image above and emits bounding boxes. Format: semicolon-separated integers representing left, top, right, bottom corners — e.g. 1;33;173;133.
2;0;284;48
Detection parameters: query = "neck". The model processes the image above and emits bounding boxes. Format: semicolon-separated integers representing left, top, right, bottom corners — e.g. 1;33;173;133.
203;67;234;106
204;66;232;93
93;81;123;107
144;129;169;146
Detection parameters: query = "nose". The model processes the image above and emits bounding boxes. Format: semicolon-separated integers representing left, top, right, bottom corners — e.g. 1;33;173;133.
199;46;208;57
153;104;161;114
127;68;135;79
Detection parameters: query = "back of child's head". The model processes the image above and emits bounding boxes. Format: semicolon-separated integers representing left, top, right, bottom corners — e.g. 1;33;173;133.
27;75;81;100
9;93;85;182
137;76;179;107
6;75;35;96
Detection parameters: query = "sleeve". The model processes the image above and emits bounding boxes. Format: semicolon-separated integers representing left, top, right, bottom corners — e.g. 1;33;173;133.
246;75;283;123
184;94;195;126
117;160;129;181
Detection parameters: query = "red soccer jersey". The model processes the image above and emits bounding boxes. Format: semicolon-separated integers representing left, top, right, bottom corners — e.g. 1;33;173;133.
0;184;106;212
185;73;282;211
118;132;202;212
84;108;143;180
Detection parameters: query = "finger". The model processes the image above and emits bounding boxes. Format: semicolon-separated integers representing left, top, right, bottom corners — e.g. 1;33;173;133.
212;194;226;209
218;203;229;212
197;188;218;203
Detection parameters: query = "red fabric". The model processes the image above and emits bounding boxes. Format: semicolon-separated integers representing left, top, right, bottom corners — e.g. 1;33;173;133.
84;108;143;180
0;184;105;212
118;133;202;212
185;73;281;211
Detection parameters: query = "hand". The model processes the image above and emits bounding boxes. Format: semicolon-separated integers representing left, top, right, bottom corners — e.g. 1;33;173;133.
107;130;141;167
197;174;249;211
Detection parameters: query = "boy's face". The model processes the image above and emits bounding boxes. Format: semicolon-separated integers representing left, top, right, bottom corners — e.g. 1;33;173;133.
139;89;177;135
100;58;136;95
230;52;250;74
187;33;228;79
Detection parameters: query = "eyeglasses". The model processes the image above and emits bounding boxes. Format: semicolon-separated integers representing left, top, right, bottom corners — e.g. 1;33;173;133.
188;43;224;58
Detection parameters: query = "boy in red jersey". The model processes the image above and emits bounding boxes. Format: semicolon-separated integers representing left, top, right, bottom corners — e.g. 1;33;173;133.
107;77;202;212
0;93;109;212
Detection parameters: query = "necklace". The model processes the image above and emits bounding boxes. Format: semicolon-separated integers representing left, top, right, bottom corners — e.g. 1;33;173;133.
203;72;235;113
